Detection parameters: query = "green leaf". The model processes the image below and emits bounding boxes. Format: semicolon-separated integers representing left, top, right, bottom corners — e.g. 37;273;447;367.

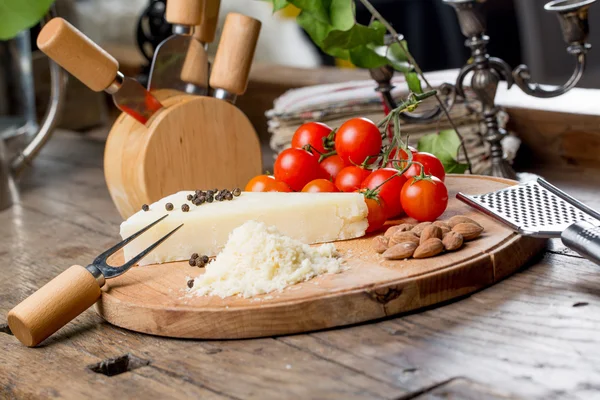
321;21;385;52
329;0;355;31
405;72;423;94
288;0;331;24
0;0;55;40
296;11;349;59
371;40;412;72
417;130;469;174
348;45;388;68
272;0;291;13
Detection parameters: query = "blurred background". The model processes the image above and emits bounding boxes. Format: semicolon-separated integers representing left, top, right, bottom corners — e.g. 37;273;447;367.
1;0;599;140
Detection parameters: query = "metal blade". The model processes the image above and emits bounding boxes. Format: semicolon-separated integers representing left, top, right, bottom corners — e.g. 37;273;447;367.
148;35;208;94
112;77;164;124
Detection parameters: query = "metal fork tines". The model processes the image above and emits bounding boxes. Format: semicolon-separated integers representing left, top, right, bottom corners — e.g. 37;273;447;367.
86;215;183;286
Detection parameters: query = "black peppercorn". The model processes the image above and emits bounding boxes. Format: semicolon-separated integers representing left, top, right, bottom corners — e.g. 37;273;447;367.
191;253;199;259
187;279;194;288
225;192;233;201
142;204;149;211
215;195;223;202
198;196;206;204
206;196;213;203
188;258;196;266
206;190;214;196
181;204;190;212
201;255;209;264
165;202;174;211
233;188;241;197
193;198;201;206
187;194;193;201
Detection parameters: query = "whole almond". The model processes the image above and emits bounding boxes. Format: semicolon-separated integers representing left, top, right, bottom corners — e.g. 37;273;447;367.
448;215;482;228
372;236;389;253
411;222;432;237
398;223;416;232
452;223;484;240
383;242;418;260
439;226;451;235
384;225;400;238
390;231;420;246
442;231;464;251
413;238;444;259
420;225;443;245
433;221;451;230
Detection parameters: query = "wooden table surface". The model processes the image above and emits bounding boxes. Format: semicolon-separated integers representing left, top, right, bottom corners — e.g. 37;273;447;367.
1;130;600;400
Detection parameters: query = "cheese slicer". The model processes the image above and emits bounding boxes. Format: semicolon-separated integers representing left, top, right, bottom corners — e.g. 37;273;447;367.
457;177;600;265
36;18;164;125
180;0;221;95
148;0;205;94
7;215;183;347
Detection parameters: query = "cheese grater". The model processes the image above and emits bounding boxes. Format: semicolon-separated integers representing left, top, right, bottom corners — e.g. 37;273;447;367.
457;178;600;266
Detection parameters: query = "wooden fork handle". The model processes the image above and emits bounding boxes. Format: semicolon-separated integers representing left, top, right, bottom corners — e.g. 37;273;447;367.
8;265;101;347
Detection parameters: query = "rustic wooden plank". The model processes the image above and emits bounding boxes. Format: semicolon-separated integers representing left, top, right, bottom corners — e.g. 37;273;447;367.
399;377;519;400
4;129;600;399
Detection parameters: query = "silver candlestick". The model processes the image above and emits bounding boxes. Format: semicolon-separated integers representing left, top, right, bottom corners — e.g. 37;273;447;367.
443;0;596;179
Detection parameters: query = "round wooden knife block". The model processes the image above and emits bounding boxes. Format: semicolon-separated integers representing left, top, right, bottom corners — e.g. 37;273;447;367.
104;92;262;219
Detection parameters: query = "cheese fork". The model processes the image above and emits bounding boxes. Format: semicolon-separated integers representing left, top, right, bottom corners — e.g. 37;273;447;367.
7;215;183;347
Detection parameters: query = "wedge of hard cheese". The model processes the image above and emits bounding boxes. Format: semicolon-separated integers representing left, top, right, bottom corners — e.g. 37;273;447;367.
121;191;368;266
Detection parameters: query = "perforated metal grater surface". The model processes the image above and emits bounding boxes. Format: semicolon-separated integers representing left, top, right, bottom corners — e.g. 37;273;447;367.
456;179;600;238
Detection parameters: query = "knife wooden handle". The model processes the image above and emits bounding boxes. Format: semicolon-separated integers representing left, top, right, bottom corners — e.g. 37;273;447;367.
180;39;209;88
37;18;118;92
210;13;261;96
193;0;221;44
166;0;204;27
7;265;102;347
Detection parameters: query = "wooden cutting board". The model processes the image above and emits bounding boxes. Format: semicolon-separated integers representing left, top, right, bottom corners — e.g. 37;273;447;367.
96;175;546;339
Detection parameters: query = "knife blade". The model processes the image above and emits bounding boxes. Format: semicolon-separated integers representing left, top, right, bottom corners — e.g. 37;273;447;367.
148;0;204;94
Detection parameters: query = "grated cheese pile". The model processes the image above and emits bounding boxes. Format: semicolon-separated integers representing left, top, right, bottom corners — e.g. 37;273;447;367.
189;220;343;298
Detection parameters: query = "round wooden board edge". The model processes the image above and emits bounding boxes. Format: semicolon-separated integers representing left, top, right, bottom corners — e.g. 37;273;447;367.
95;235;547;340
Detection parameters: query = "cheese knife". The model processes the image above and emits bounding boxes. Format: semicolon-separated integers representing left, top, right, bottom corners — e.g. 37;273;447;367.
148;0;204;94
37;18;164;125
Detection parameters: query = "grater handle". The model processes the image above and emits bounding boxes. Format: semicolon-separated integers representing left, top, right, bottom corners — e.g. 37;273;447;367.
561;221;600;266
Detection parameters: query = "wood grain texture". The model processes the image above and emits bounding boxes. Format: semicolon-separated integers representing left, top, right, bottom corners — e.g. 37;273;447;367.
194;0;221;44
104;94;262;219
180;38;209;87
95;176;546;339
3;131;600;399
210;13;261;95
37;18;118;92
8;265;101;347
165;0;204;26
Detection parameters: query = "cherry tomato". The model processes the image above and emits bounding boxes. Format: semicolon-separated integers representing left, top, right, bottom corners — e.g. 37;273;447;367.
361;168;407;219
319;155;346;180
302;179;339;193
363;195;387;233
291;122;333;156
274;148;324;191
335;118;382;165
400;176;449;222
335;166;371;193
245;175;291;192
386;146;418;169
403;152;446;182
